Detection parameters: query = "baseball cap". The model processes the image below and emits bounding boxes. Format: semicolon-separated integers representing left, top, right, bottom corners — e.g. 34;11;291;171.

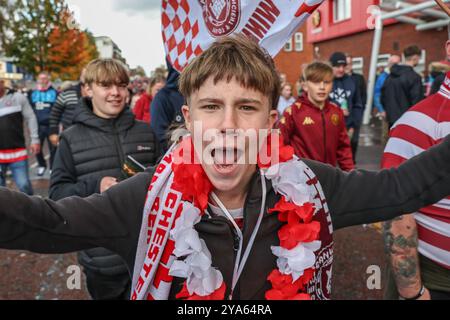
330;52;347;67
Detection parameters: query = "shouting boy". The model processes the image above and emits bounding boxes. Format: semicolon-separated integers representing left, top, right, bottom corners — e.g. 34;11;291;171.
0;36;449;300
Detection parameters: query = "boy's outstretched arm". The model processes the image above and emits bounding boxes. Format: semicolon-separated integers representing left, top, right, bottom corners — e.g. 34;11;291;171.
304;135;450;230
0;171;151;257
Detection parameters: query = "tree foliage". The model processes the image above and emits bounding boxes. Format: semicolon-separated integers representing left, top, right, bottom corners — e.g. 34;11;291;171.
47;13;98;80
1;0;98;80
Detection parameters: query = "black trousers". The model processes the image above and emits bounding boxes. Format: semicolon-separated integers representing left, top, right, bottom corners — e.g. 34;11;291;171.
350;126;361;162
36;125;56;169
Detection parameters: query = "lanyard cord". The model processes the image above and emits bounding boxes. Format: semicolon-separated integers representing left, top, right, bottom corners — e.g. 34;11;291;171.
210;169;267;299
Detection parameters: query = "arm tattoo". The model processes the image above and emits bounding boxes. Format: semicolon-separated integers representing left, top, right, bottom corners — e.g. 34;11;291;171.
395;257;419;288
383;216;404;254
383;215;421;295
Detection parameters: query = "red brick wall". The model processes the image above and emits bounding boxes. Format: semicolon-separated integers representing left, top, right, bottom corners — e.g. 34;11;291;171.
315;23;448;78
307;0;380;43
274;23;447;95
273;25;314;95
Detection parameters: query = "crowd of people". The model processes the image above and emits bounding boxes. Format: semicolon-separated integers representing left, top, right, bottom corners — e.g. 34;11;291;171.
0;27;449;301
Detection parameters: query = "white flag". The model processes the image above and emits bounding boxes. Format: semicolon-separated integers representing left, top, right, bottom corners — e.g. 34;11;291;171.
162;0;324;72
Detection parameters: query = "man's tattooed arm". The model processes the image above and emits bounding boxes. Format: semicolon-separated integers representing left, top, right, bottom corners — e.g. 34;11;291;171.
383;214;422;298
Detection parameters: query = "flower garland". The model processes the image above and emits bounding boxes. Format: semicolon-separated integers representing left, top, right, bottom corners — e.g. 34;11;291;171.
167;135;321;300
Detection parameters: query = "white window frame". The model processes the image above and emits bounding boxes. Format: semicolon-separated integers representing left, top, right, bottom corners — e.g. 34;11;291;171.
284;38;293;52
377;54;391;68
415;50;426;75
379;0;397;9
333;0;352;23
351;57;364;75
294;32;303;52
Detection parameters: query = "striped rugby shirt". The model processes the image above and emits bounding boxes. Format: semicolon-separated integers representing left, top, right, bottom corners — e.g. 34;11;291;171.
382;72;450;269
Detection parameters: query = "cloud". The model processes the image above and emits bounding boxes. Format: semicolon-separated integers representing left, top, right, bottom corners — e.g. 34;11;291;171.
111;0;161;16
66;0;166;74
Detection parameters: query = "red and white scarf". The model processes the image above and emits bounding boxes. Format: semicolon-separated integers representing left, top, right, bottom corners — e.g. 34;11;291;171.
131;135;322;300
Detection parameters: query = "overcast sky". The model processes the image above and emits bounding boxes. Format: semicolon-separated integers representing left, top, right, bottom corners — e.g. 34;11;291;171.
65;0;165;75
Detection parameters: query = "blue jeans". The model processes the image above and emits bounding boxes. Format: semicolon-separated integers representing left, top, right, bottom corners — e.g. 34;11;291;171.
0;160;34;195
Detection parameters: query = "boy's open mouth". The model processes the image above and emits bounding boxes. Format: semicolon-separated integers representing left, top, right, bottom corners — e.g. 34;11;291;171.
210;147;244;174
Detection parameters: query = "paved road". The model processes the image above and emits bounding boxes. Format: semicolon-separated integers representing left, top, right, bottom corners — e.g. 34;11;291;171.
331;123;387;300
0;123;389;300
0;148;90;300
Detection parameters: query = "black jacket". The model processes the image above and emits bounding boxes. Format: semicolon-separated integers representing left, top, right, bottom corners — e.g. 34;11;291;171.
49;97;159;275
329;74;364;129
381;64;424;126
350;72;367;108
1;135;449;299
150;61;185;152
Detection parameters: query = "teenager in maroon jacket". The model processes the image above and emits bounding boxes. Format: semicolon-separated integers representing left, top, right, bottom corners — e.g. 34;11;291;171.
278;62;354;171
133;76;165;124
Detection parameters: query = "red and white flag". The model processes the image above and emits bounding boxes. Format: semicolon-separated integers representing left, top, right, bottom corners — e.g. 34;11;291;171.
161;0;324;72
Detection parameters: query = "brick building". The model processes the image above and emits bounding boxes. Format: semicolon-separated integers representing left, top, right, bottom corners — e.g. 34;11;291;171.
273;24;314;92
274;0;449;90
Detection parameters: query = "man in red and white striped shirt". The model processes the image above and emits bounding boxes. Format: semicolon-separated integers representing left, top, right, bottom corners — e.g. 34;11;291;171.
382;71;450;300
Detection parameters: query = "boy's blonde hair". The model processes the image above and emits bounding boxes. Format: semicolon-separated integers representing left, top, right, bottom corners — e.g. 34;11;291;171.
84;59;130;86
303;61;334;83
179;35;281;110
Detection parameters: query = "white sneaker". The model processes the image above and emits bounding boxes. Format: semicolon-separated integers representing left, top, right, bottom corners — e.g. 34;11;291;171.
37;167;46;176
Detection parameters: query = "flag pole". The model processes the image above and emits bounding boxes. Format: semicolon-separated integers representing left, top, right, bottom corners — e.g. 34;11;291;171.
435;0;450;17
